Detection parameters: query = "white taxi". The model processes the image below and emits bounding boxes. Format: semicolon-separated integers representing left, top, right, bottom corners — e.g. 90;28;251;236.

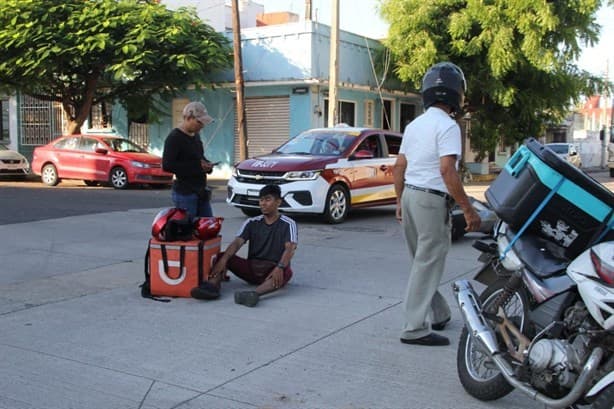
227;126;403;223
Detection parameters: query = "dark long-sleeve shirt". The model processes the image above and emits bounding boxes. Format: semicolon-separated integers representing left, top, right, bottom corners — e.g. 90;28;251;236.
162;128;207;194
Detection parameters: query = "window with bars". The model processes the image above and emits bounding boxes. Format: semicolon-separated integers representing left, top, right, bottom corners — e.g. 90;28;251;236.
129;122;150;149
89;101;112;129
19;95;66;146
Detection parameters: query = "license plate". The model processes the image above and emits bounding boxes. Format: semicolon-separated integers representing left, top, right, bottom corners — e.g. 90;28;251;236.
247;189;260;197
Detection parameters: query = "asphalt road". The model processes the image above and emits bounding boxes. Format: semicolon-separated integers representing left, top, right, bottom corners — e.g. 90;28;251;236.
1;170;612;225
0;177;228;225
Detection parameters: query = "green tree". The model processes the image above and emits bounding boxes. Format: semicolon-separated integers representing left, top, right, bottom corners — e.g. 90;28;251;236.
380;0;611;158
0;0;232;134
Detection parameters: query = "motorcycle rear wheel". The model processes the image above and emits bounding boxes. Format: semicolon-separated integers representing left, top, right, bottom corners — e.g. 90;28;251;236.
457;278;529;401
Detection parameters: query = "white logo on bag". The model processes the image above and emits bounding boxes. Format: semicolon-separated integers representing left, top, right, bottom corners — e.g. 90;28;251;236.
158;260;187;285
539;219;579;248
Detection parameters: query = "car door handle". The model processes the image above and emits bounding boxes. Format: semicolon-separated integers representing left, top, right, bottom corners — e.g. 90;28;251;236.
379;165;388;171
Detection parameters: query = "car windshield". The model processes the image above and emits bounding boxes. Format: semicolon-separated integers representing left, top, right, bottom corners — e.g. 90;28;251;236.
103;138;148;153
547;144;569;154
274;130;358;156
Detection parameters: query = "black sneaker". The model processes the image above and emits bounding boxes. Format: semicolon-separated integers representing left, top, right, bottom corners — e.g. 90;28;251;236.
190;282;220;300
234;291;260;307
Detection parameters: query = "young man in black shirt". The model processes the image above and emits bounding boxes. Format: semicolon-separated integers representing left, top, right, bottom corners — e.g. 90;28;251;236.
191;184;298;307
162;101;215;217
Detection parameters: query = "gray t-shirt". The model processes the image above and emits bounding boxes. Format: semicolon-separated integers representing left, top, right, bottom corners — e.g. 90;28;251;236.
237;214;298;263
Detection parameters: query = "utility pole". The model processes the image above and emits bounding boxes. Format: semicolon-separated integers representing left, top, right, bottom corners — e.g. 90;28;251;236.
601;61;609;168
232;0;248;160
305;0;312;21
327;0;339;127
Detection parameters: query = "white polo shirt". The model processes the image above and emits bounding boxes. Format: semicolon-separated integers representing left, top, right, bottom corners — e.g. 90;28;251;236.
399;107;462;194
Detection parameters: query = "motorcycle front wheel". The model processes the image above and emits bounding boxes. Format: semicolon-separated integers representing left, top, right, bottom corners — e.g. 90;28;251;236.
590;383;614;409
457;278;529;401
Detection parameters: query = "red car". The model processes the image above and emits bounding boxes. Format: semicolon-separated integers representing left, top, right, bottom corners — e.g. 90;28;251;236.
32;134;173;189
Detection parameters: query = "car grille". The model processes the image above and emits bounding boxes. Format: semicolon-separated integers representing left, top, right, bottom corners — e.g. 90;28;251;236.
0;169;27;174
137;175;172;181
1;159;23;164
231;194;290;208
236;169;288;185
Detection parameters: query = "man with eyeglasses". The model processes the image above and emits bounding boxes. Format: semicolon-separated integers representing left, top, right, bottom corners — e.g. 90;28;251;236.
162;101;216;217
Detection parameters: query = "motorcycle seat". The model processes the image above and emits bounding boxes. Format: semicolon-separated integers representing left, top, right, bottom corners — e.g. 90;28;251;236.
506;229;570;278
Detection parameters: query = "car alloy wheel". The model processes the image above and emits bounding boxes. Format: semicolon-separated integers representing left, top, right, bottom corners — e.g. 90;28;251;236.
41;164;60;186
324;184;349;223
109;167;128;189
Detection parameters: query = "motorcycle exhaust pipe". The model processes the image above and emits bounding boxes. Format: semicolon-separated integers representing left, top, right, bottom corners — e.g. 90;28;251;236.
491;348;603;409
452;280;500;355
452;279;604;409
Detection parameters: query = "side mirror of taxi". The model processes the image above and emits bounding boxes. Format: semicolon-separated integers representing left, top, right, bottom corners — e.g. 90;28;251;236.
352;149;374;160
95;147;108;155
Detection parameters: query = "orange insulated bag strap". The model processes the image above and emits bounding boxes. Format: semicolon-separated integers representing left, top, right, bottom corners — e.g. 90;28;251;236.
159;243;186;279
197;240;204;286
140;239;171;302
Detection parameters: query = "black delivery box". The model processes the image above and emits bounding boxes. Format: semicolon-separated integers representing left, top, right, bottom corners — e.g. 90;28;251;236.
485;138;613;258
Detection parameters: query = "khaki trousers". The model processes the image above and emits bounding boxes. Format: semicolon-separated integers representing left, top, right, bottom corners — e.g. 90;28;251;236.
400;188;452;340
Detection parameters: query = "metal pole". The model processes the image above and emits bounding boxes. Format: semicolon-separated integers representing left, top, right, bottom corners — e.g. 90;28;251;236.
327;0;339;127
232;0;248;160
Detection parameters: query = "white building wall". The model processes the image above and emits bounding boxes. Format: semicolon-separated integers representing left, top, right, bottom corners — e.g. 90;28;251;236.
162;0;225;31
224;0;264;30
162;0;263;32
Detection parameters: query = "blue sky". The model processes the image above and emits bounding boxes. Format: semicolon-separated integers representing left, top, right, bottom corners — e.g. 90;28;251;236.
255;0;613;77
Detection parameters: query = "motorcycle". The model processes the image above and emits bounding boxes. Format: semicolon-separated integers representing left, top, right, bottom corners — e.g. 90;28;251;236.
450;196;497;241
453;220;614;408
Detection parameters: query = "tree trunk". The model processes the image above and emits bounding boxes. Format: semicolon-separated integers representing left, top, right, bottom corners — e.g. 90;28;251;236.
66;120;81;135
63;72;100;134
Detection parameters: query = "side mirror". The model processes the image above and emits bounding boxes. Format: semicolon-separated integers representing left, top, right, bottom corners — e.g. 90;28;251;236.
352;149;374;160
95;147;108;155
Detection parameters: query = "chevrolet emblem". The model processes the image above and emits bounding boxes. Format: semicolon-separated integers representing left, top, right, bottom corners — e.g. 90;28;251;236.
254;174;264;180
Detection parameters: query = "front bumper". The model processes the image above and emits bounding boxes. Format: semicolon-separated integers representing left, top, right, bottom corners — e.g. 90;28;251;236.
0;160;30;176
0;167;30;176
131;167;173;184
226;176;331;214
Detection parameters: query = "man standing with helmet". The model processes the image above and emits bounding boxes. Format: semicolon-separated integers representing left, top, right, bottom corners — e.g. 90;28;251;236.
393;62;481;346
162;101;216;218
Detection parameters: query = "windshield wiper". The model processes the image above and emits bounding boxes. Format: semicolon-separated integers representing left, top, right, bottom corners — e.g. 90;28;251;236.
276;151;311;155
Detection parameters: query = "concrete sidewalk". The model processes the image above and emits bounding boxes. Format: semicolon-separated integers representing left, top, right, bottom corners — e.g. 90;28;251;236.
1;202;540;409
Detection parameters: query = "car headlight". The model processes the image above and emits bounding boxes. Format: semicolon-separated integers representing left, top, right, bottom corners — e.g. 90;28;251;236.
284;170;321;180
232;167;238;177
131;161;151;168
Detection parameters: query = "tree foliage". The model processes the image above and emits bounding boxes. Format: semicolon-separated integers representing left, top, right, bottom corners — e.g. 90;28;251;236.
380;0;611;158
0;0;232;134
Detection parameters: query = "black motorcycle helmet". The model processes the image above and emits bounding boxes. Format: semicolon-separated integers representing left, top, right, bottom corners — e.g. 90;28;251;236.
421;62;467;116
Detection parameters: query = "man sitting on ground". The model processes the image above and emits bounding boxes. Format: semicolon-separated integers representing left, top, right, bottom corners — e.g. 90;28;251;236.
191;184;298;307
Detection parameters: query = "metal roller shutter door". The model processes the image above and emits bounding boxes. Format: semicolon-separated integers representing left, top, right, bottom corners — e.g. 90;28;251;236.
234;96;290;162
